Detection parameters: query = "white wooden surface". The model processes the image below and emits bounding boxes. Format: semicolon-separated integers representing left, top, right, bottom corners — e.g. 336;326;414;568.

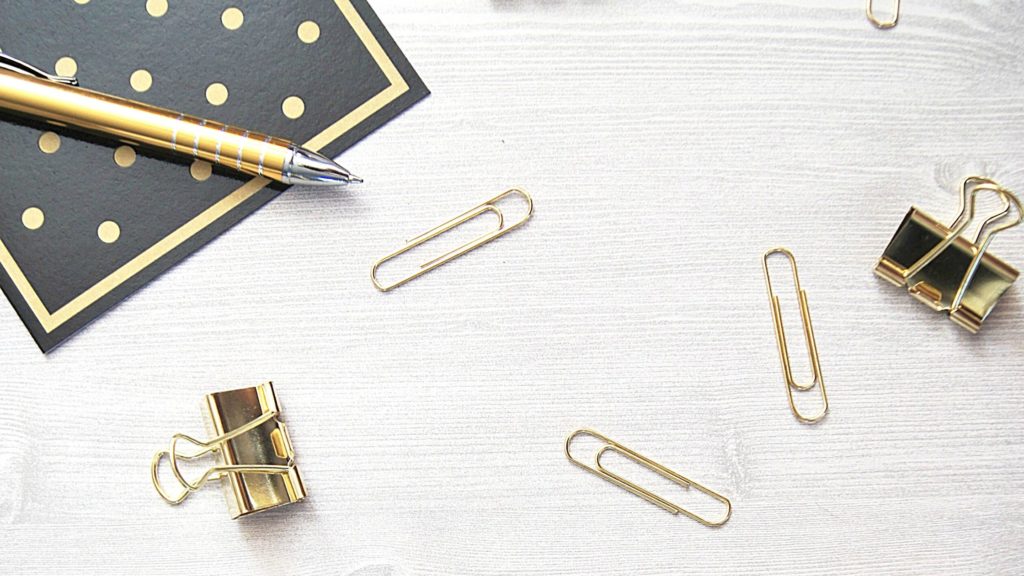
2;1;1024;574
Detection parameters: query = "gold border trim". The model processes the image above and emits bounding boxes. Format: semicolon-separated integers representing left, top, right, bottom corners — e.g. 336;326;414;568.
0;0;410;334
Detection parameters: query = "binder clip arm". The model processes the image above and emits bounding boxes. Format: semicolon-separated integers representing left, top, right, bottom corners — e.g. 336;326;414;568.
949;185;1022;328
901;178;1017;281
151;410;291;505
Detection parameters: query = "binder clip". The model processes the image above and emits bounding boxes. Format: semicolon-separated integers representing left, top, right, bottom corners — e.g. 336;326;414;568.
875;177;1022;333
151;382;306;518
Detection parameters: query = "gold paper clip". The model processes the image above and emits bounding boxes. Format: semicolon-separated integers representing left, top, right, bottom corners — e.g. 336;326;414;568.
371;188;534;291
151;382;306;519
763;248;828;424
867;0;900;29
565;429;732;527
875;176;1022;333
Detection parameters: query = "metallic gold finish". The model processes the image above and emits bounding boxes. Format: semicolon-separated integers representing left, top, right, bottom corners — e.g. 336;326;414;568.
0;67;292;182
0;52;78;85
151;382;306;519
565;429;732;527
371;188;534;292
874;176;1021;333
867;0;900;29
763;248;828;424
0;0;408;335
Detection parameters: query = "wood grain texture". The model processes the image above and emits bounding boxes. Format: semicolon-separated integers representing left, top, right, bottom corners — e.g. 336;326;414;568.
2;1;1023;574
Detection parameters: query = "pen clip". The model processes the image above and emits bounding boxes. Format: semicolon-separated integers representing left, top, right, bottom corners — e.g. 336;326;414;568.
0;53;78;86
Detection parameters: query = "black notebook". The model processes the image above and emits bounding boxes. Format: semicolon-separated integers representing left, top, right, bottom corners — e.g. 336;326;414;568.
0;0;428;352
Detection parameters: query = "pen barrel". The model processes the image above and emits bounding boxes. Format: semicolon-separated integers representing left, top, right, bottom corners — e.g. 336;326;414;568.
0;69;292;182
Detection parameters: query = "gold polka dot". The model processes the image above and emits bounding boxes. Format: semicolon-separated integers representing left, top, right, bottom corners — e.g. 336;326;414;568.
55;56;77;77
130;69;152;92
114;146;137;168
97;221;121;244
74;0;90;4
146;0;168;17
38;132;61;154
297;21;320;44
221;7;244;30
282;96;305;120
205;82;228;106
21;207;44;230
190;160;212;181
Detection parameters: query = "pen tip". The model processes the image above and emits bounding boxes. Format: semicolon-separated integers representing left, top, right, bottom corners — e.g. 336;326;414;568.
285;147;363;187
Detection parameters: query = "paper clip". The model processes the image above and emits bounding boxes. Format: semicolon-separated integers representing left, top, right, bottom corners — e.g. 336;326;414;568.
151;382;306;518
565;429;732;527
763;248;828;424
875;176;1022;333
867;0;900;29
371;188;533;292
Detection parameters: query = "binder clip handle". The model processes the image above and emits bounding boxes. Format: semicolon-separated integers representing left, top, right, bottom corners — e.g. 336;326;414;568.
904;178;1021;282
151;410;291;505
951;177;1020;242
948;183;1022;317
971;186;1022;245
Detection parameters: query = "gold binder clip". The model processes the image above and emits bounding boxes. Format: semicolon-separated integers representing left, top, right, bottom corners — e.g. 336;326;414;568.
151;382;306;519
867;0;900;29
763;248;828;424
565;429;732;527
371;188;533;291
875;176;1022;333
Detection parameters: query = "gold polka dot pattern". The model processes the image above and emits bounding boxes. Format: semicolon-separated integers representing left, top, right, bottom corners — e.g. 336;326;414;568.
22;207;45;230
38;132;61;154
97;221;121;244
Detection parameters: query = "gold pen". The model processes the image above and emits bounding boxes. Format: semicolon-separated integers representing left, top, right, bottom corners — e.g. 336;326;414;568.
0;53;360;186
